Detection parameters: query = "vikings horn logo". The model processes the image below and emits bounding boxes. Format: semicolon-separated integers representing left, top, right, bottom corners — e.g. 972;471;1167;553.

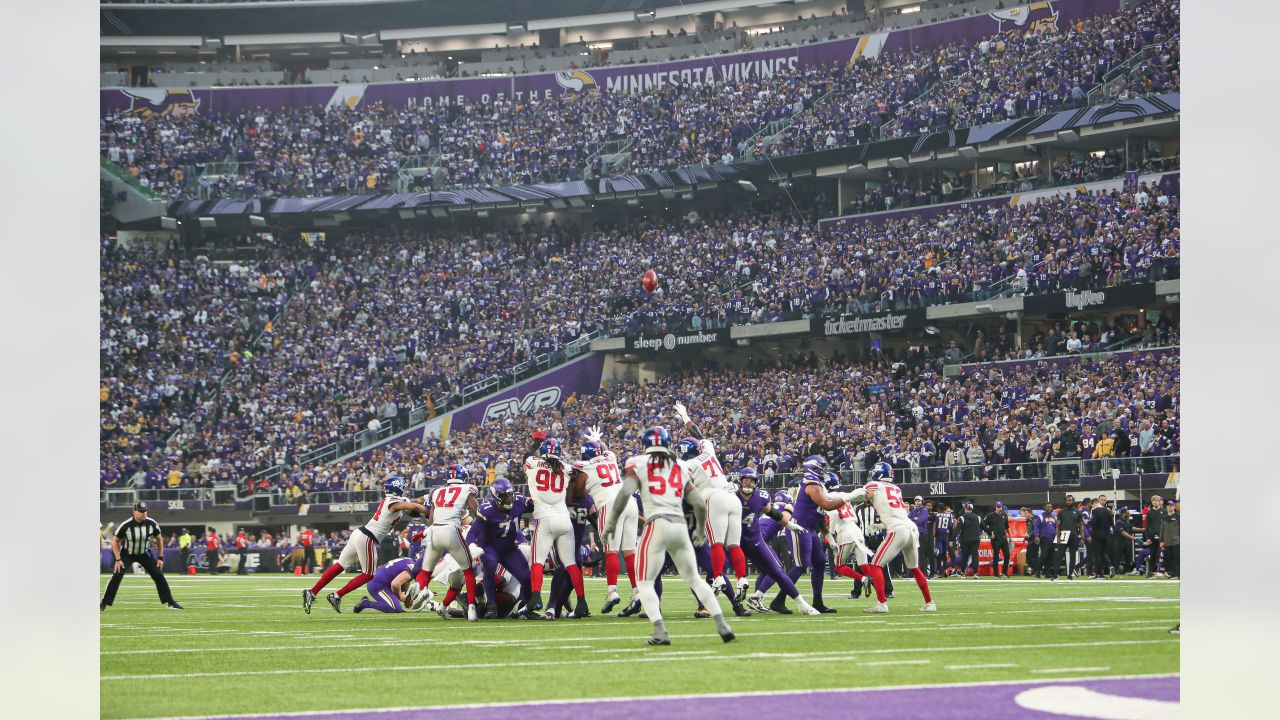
554;70;598;92
988;1;1060;35
119;89;201;119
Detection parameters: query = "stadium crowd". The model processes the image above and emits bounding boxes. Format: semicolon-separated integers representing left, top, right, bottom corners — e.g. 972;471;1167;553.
99;0;1178;198
265;345;1178;502
99;179;1179;489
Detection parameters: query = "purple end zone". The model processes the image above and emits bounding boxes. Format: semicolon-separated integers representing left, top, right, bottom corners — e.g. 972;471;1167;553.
214;676;1178;720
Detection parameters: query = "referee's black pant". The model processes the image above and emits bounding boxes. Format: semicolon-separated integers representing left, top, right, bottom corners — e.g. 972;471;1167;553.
236;548;248;574
302;546;317;574
102;553;174;606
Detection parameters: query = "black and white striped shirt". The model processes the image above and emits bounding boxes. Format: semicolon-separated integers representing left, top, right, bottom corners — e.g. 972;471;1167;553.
115;517;162;556
854;503;883;537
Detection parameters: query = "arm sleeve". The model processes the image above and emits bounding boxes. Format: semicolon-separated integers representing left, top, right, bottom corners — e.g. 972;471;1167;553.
844;488;867;505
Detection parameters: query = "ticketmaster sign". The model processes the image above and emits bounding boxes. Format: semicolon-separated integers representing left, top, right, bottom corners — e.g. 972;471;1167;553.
814;309;925;337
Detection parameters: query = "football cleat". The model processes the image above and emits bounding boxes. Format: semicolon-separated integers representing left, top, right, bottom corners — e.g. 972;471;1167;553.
484;603;498;620
617;598;643;618
573;596;591;619
165;602;184;610
352;598;367;614
528;592;543;613
302;589;315;614
798;604;822;616
100;601;107;612
602;591;622;614
542;610;558;622
714;615;735;643
694;607;712;619
711;576;727;596
849;580;861;599
746;596;771;613
436;603;451;620
467;604;478;623
768;596;793;615
813;603;838;614
863;602;890;614
920;603;937;612
326;592;342;613
734;606;753;617
735;578;750;603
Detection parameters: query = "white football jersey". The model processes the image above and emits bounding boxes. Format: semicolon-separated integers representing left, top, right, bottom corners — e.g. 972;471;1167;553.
825;496;867;547
624;452;687;520
847;481;913;531
575;450;624;504
682;438;730;495
524;456;571;520
364;495;408;541
428;481;477;527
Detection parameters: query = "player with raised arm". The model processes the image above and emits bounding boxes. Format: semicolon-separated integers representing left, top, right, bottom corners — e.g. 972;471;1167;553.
351;556;417;614
844;462;935;613
303;476;427;614
524;432;589;618
409;465;482;621
605;426;735;646
788;455;846;613
672;401;750;599
462;477;533;619
736;468;820;615
570;425;639;614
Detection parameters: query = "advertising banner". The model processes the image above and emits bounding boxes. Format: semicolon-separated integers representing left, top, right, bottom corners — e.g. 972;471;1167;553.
812;309;926;337
1020;282;1159;316
448;353;605;431
100;0;1117;117
626;328;730;354
100;547;283;574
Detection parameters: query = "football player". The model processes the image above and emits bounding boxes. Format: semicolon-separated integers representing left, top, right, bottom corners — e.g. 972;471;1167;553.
843;462;935;613
605;426;734;646
673;402;749;599
823;471;871;593
352;556;416;614
544;493;597;620
524;433;588;617
410;465;482;621
303;476;427;614
570;425;639;613
787;456;847;613
464;477;533;618
752;487;799;612
737;468;820;615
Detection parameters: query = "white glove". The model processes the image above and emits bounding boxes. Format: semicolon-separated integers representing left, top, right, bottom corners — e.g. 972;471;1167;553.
785;520;805;533
673;402;691;424
693;525;709;546
584;425;603;444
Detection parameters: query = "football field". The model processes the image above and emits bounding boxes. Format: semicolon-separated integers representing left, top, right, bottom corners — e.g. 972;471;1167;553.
100;574;1180;719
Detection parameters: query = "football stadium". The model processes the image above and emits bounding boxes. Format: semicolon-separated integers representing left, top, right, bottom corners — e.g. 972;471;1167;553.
94;0;1185;718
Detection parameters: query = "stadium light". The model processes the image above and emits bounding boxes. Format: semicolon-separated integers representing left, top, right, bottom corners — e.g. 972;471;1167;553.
160;216;178;230
1056;130;1080;143
889;157;909;168
249;214;267;228
198;217;216;228
958;146;980;159
636;10;656;22
737;180;758;193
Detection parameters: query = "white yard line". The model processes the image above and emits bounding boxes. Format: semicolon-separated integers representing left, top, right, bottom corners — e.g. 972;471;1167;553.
1031;666;1111;674
102;639;1175;681
945;663;1018;670
100;620;1176;656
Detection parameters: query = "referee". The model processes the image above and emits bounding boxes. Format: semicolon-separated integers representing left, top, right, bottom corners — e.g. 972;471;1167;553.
100;502;182;611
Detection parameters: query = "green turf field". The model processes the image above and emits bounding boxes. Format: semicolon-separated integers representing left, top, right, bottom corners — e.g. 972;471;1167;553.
100;574;1179;719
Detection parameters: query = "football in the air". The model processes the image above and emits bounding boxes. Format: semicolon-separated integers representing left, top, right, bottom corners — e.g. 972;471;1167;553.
641;269;659;293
